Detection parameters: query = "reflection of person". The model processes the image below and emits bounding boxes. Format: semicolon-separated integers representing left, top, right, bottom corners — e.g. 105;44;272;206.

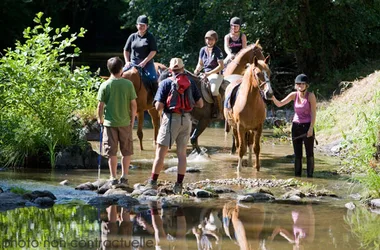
192;208;223;250
222;202;265;250
271;74;317;177
269;205;315;250
143;58;203;194
101;205;133;250
223;17;247;65
194;30;224;119
97;57;137;186
123;15;158;85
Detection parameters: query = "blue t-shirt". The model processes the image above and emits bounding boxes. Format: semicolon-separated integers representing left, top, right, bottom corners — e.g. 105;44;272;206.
154;77;202;113
199;46;224;72
124;31;158;64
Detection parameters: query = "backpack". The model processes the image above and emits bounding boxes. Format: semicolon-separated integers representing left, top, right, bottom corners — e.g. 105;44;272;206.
166;73;195;114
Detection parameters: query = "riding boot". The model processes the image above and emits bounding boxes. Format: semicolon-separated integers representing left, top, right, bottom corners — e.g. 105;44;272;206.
212;95;224;120
294;157;302;177
151;80;158;97
306;156;314;178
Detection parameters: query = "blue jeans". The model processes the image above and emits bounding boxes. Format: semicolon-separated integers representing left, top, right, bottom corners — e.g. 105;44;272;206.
123;61;157;82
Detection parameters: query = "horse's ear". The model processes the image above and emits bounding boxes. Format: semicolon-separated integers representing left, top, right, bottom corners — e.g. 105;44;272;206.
255;39;260;46
264;55;270;65
158;66;163;75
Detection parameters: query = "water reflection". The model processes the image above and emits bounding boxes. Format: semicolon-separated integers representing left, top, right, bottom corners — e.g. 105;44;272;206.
0;202;362;250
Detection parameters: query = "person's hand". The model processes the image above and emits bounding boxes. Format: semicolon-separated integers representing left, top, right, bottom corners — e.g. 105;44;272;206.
199;73;207;79
138;60;147;68
307;128;313;137
124;62;131;68
97;118;104;125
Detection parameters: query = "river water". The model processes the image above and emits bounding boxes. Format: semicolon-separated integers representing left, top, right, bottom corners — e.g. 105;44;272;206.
0;128;370;249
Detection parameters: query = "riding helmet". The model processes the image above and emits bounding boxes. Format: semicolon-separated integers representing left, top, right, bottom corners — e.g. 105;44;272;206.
295;74;308;84
136;15;149;25
205;30;218;41
230;17;241;26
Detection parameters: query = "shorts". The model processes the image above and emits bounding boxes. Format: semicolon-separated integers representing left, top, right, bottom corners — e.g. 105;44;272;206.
103;126;133;157
157;113;191;148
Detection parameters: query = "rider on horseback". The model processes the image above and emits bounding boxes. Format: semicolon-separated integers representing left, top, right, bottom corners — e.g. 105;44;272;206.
194;30;224;120
223;17;247;66
123;15;158;95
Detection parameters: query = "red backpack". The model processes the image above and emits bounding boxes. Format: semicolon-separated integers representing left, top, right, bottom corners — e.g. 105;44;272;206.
166;73;195;114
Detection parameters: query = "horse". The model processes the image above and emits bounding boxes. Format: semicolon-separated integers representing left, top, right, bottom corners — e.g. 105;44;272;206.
224;57;273;171
223;40;265;77
157;69;227;153
121;62;167;150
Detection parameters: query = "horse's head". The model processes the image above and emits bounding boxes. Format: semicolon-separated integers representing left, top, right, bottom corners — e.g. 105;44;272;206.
224;40;265;76
246;56;273;100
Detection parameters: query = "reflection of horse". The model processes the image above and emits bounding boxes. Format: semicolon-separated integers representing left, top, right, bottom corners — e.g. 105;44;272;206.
224;57;272;171
157;70;226;153
223;40;265;77
223;202;265;250
121;63;167;150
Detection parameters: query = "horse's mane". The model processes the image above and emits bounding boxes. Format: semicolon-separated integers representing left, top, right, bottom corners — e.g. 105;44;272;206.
244;60;270;88
234;41;263;61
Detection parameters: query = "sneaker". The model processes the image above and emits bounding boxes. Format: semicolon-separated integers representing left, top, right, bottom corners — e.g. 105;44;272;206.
118;177;129;187
173;182;183;195
110;178;118;186
144;179;158;190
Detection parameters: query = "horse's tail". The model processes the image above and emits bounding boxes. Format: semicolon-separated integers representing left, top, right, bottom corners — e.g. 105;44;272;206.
225;120;230;141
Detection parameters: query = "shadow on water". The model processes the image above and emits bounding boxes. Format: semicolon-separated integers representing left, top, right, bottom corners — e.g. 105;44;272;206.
0;128;369;249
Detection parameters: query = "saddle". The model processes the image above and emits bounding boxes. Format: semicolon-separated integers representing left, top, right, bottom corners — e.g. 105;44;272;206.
224;80;242;110
136;67;158;97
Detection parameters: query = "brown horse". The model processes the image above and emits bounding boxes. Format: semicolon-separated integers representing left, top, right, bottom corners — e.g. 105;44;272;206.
223;40;265;77
224;57;272;171
121;63;167;150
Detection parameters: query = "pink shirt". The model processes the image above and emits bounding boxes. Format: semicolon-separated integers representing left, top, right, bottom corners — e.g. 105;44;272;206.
293;92;311;123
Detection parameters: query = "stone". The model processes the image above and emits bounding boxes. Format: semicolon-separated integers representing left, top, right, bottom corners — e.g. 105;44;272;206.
245;192;275;201
0;193;27;211
23;190;57;202
164;166;201;173
0;187;3;193
345;202;356;210
237;195;254;202
92;179;108;189
88;196;118;207
192;189;217;198
117;196;140;207
283;190;306;199
370;199;380;208
97;181;113;194
75;182;95;191
60;180;69;186
103;189;130;197
33;197;55;207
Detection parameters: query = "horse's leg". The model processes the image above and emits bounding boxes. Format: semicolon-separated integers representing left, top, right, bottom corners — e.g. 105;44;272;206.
254;127;262;171
232;128;239;155
247;131;254;167
137;111;144;150
237;125;247;171
190;118;210;154
148;108;160;146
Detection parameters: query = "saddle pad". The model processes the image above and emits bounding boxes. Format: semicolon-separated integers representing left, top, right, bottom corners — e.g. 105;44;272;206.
224;81;242;109
201;80;214;104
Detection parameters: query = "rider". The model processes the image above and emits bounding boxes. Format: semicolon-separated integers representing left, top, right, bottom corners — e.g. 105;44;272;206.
194;30;224;119
223;17;247;65
123;15;158;94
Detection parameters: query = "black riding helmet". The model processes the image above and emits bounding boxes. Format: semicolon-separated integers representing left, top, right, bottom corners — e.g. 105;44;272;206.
230;17;241;26
136;15;149;25
295;74;308;84
205;30;218;42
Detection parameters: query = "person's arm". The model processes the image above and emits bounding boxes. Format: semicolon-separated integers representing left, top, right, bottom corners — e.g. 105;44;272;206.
241;33;247;48
224;34;233;58
138;51;157;68
155;101;165;111
205;59;224;77
194;57;204;75
97;102;105;124
194;98;204;108
130;99;137;127
308;92;317;137
272;92;296;107
124;51;130;65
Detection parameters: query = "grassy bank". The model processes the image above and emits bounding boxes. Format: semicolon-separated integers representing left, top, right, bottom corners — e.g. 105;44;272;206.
316;68;380;198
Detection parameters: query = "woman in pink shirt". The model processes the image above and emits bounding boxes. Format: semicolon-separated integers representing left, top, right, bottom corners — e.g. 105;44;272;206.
271;74;317;177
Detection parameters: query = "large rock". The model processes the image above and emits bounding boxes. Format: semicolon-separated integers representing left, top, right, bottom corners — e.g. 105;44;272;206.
87;196;118;207
23;190;57;202
33;197;55;207
75;182;95;191
238;192;275;202
370;199;380;208
0;193;27;211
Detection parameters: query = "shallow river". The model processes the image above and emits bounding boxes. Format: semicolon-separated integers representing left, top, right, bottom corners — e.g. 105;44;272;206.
0;128;368;249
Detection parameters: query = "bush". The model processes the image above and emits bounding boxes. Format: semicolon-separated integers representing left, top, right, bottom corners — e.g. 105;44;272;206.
0;12;99;168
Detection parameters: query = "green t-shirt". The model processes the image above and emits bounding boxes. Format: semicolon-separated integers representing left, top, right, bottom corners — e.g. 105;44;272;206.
97;78;137;127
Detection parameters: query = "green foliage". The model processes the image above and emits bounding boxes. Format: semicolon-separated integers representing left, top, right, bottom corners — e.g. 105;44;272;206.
9;187;29;195
345;206;380;250
0;13;99;168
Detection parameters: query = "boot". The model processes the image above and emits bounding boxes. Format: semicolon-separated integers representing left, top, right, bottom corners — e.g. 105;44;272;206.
212;95;224;120
294;157;302;177
306;156;314;178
